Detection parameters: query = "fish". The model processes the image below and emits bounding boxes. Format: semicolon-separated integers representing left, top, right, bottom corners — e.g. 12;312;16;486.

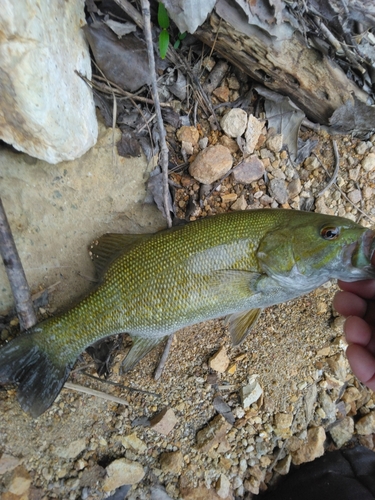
1;209;375;417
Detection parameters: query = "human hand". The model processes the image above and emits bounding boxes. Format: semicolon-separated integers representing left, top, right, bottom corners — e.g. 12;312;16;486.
333;279;375;391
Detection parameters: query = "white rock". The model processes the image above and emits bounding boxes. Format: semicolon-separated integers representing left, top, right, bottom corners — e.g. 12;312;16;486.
120;433;147;453
287;178;302;199
0;454;21;475
216;473;230;499
347;189;362;204
356;141;368;155
221;108;248;138
274;455;292;475
362;153;375;172
55;438;87;459
0;0;98;163
269;178;288;205
266;134;283;153
356;411;375;435
103;458;145;491
244;115;263;155
231;194;248;211
330;417;354;447
240;375;263;409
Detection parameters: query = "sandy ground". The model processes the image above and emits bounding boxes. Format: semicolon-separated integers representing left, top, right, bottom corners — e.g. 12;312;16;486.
1;127;375;499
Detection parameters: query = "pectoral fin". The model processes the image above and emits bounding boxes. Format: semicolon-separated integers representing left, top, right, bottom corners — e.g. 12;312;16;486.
226;308;262;346
120;336;167;373
210;270;262;296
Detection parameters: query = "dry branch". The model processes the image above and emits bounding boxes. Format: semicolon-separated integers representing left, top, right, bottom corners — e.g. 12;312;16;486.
195;6;369;125
140;0;172;228
0;198;37;330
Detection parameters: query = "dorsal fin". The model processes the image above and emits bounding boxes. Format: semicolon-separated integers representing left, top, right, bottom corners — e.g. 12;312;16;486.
89;233;153;275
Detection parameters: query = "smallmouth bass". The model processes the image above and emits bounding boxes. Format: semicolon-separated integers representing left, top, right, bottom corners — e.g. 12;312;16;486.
1;209;375;417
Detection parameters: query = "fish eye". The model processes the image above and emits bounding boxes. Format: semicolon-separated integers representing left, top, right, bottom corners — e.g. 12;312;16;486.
320;226;340;240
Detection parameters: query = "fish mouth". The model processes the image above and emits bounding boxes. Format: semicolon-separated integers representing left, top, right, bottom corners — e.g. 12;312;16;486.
347;229;375;278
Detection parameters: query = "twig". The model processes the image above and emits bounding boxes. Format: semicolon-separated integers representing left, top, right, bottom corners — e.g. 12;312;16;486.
129;97;155;159
82;371;160;397
140;0;172;228
217;385;237;391
208;17;222;60
64;382;129;407
172;50;219;124
113;0;144;29
31;281;61;303
301;118;321;131
314;16;342;52
317;140;340;197
0;198;37;330
112;0;216;124
76;71;171;107
313;15;366;74
333;184;374;224
154;334;175;381
135;112;156;134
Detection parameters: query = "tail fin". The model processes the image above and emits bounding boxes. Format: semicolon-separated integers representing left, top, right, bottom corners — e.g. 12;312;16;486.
0;334;72;418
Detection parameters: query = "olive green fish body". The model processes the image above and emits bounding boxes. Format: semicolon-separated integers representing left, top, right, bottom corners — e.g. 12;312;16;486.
1;209;375;417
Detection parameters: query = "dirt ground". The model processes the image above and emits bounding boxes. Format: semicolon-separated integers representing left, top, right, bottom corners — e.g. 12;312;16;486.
1;124;375;500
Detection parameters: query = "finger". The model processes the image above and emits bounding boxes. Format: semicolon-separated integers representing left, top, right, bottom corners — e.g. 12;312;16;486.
337;279;375;299
344;316;375;356
333;291;368;318
344;316;372;345
346;344;375;391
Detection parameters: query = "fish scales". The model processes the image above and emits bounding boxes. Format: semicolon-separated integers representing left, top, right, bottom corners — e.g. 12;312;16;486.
1;209;375;417
47;210;269;358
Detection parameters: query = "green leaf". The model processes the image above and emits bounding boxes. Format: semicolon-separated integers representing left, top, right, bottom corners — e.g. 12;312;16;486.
159;29;169;59
173;39;181;50
178;32;187;41
158;3;170;29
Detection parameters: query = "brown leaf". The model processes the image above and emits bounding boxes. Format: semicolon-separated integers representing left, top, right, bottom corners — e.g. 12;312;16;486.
83;22;151;92
117;128;141;158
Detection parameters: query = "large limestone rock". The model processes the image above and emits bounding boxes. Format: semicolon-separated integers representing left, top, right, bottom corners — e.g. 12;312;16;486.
0;0;98;163
0;117;165;313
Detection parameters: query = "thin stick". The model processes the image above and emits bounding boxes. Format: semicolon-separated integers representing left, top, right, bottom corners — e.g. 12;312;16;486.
0;198;37;330
317;140;340;197
113;0;144;29
154;334;175;381
76;71;172;107
82;371;160;397
31;281;60;303
64;382;129;407
140;0;172;228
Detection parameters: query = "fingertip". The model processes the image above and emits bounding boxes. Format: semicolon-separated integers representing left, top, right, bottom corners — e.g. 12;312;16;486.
337;279;375;298
333;291;367;318
346;344;375;386
344;316;372;346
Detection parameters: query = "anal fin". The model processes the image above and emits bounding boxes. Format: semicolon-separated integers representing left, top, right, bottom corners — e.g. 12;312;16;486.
226;309;262;346
121;336;167;373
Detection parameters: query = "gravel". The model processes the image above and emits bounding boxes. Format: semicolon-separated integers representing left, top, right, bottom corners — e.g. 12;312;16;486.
2;105;375;500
